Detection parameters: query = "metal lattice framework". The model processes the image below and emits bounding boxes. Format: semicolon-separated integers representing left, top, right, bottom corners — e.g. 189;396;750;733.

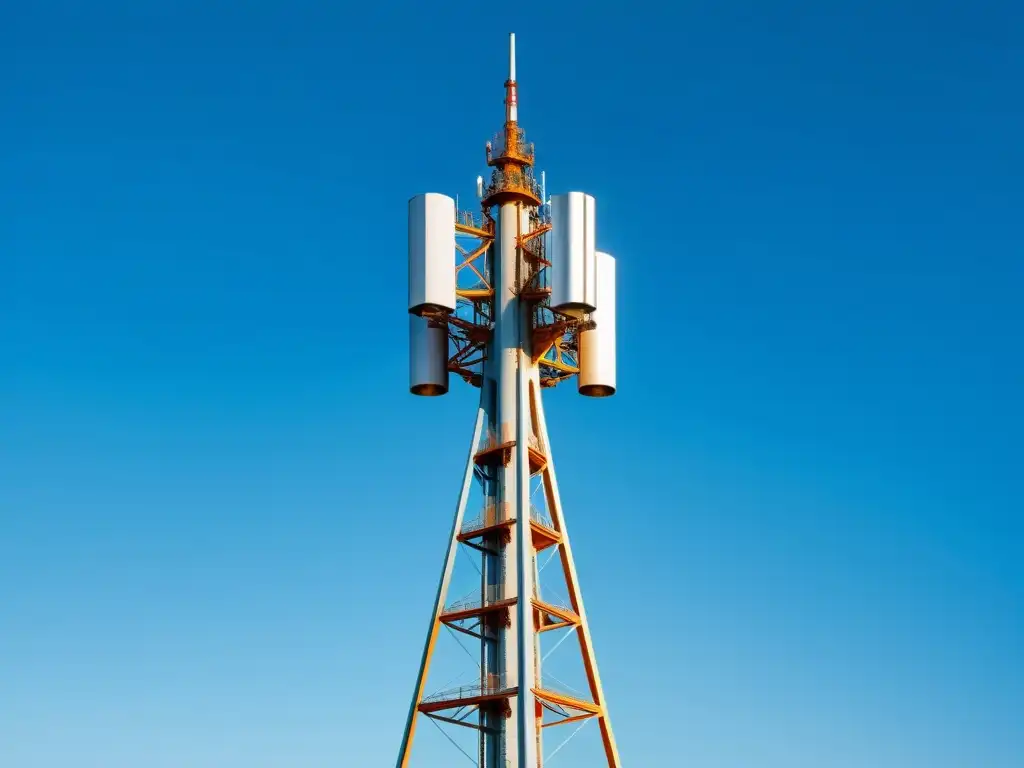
398;33;621;768
426;208;593;392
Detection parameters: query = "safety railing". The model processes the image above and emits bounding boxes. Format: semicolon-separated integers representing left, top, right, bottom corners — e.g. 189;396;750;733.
519;258;550;298
456;209;487;230
474;429;544;455
462;502;554;535
476;428;509;453
462;502;512;535
536;590;574;616
520;233;546;262
421;676;514;705
530;505;554;529
444;584;508;615
486;129;536;165
538;675;592;703
472;429;545;463
484;168;543;201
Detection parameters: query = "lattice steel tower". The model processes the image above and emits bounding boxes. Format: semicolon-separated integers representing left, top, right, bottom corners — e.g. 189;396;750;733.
398;33;621;768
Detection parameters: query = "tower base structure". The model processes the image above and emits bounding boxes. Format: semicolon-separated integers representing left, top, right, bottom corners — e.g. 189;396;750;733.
396;371;621;768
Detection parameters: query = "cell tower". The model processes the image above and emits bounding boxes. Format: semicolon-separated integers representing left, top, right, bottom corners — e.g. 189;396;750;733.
399;33;621;768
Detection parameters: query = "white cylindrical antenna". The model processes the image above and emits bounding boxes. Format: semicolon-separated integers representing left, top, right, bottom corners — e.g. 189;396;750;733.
579;252;617;397
409;315;449;396
541;171;547;205
476;175;484;198
408;193;457;315
549;192;597;316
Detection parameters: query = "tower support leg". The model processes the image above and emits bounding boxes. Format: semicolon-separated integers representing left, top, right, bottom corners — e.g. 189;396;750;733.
530;377;623;768
396;404;486;768
514;305;539;768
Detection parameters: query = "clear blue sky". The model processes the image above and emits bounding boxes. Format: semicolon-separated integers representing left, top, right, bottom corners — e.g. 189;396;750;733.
2;1;1022;766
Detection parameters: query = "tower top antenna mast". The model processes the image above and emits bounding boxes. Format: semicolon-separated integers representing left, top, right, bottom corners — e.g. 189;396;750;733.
506;32;518;124
509;32;516;80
